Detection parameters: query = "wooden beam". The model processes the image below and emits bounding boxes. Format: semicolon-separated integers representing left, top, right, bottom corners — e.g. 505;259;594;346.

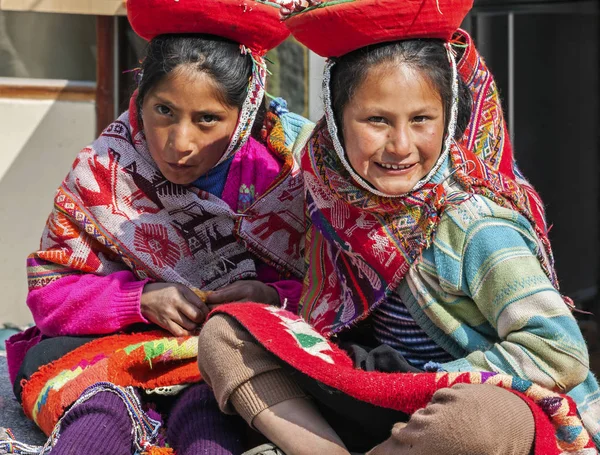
96;15;115;135
0;79;95;101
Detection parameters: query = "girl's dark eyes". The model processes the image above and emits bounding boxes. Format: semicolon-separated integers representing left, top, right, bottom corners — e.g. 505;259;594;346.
198;114;218;124
155;104;171;115
366;115;432;125
153;106;219;124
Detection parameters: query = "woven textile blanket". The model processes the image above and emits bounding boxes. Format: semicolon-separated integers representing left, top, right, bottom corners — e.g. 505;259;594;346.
18;331;200;437
15;305;597;454
213;303;597;455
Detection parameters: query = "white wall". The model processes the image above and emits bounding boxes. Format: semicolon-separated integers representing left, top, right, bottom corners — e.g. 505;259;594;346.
308;52;325;122
0;96;95;324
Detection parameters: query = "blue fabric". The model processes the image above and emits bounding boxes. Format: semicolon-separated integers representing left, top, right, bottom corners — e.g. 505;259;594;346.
191;156;234;198
396;192;600;448
372;292;453;369
269;97;312;148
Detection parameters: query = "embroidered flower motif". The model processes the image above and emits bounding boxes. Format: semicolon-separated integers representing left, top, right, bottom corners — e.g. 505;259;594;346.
266;306;334;364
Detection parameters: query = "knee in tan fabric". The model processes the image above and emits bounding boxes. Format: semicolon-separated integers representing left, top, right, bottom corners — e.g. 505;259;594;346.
375;384;534;455
197;314;282;410
197;314;306;424
198;314;273;381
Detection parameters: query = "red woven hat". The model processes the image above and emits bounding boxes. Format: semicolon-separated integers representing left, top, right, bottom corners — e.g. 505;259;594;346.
285;0;473;57
127;0;290;55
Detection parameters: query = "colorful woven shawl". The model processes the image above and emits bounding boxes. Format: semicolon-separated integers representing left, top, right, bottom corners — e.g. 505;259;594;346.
299;29;565;336
26;98;306;296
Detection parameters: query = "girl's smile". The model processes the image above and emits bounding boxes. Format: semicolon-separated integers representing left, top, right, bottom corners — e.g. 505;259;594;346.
375;162;417;171
341;61;445;196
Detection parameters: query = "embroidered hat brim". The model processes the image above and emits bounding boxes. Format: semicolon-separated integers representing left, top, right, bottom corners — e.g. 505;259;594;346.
127;0;290;55
285;0;473;57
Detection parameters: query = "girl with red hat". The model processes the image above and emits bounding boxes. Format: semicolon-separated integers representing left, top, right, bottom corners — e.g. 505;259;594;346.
2;1;312;454
197;1;600;454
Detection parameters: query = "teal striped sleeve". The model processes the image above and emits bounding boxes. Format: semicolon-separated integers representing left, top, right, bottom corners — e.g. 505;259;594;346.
439;217;590;393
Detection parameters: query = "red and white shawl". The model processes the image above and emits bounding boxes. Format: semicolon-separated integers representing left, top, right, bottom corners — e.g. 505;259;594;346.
27;101;305;296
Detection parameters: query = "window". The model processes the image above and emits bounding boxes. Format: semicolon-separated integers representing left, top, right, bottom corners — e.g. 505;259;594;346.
0;10;96;80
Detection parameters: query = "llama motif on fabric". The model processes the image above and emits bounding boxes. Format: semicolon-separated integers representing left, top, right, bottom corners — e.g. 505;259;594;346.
236;112;306;278
30;111;257;292
299;123;442;336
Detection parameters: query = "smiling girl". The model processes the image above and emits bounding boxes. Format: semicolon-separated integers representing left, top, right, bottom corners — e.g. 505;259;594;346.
4;1;310;454
195;1;600;454
338;49;449;196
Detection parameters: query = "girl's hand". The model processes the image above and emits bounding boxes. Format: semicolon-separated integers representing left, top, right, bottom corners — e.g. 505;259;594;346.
205;280;280;308
141;282;209;336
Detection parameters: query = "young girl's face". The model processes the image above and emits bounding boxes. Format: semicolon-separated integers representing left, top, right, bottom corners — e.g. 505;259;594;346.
341;61;445;196
142;67;239;185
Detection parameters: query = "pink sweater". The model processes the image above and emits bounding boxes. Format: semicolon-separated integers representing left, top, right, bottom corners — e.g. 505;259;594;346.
26;138;302;337
26;267;301;337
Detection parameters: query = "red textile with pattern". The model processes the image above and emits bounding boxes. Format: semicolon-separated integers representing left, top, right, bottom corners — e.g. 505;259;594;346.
26;97;305;296
20;331;200;435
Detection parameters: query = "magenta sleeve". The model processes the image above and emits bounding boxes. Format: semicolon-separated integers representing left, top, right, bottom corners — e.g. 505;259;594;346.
26;271;151;337
256;261;302;313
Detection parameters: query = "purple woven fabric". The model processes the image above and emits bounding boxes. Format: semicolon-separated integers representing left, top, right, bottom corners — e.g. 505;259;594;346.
167;383;245;455
50;390;133;455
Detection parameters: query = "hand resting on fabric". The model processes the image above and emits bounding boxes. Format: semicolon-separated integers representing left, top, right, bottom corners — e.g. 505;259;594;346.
141;282;210;336
205;280;280;309
141;280;279;336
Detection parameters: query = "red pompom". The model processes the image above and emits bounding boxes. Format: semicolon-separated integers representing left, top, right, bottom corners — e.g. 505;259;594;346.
285;0;474;57
127;0;290;55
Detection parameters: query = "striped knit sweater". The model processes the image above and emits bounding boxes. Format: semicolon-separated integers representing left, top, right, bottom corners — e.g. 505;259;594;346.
387;193;600;447
372;292;453;369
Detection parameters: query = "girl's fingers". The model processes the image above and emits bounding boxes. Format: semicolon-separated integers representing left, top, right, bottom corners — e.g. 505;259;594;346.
166;322;195;337
168;310;198;333
180;286;210;320
178;300;207;324
205;287;236;305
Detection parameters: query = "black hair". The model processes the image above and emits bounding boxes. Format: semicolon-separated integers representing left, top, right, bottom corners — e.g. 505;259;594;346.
330;39;472;141
135;34;261;130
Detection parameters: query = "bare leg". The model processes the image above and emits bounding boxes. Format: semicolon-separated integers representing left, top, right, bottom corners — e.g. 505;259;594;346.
253;397;349;455
198;314;348;455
